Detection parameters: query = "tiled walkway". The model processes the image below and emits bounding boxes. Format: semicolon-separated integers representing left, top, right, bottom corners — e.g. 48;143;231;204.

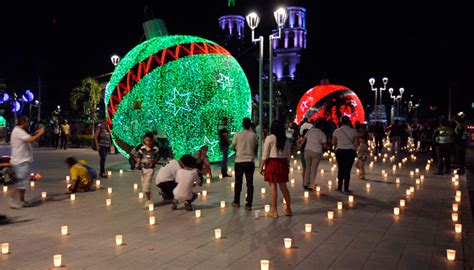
0;147;472;269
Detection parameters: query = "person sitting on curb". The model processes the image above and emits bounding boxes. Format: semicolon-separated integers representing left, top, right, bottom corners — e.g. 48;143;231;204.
65;157;93;194
171;154;202;211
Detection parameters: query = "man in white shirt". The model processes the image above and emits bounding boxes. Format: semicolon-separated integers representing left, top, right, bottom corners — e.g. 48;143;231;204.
155;158;183;201
231;118;258;210
299;118;313;136
8;116;45;208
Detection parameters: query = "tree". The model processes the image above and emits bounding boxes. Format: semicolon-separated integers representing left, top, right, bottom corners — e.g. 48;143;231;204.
70;77;105;134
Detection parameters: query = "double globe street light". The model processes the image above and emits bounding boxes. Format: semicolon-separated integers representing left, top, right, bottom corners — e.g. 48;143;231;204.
388;87;405;123
246;7;288;158
369;77;388;123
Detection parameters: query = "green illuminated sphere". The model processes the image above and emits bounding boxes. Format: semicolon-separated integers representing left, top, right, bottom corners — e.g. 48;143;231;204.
105;35;251;162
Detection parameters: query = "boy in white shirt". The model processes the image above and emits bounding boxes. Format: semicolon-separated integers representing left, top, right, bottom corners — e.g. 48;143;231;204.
172;154;202;211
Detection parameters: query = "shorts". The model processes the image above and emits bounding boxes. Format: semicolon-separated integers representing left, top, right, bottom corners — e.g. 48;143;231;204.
141;168;154;192
12;163;30;190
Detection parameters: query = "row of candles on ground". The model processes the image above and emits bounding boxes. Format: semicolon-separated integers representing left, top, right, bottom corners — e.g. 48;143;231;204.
446;171;463;262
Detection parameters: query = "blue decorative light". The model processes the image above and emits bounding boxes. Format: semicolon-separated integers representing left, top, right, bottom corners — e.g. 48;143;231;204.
0;93;9;103
11;101;21;112
22;90;34;103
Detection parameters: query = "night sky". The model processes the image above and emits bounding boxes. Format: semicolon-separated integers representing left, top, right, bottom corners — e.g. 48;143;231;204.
0;1;468;119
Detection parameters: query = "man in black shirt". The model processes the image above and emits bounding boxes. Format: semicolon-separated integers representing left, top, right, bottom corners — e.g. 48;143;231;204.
219;117;231;177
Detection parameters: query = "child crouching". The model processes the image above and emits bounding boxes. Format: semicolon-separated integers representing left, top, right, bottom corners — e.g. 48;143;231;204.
172;154;202;211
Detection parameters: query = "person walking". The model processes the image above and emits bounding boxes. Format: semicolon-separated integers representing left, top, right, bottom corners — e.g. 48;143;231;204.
7;116;45;208
433;118;454;175
136;133;159;209
94;121;111;178
51;119;60;149
60;120;70;150
332;116;358;193
218;117;231;177
454;113;467;175
231;118;258;210
260;120;292;218
373;122;385;154
303;121;327;190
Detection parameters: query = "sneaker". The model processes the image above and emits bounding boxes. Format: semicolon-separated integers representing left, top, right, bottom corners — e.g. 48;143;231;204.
171;200;178;210
143;200;153;210
7;197;22;209
232;202;240;208
245;206;252;211
184;202;193;211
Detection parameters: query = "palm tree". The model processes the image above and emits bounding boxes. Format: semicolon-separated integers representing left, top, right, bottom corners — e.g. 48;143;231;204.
70;77;105;134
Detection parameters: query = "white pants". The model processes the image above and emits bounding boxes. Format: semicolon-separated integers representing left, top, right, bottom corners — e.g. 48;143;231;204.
141;168;154;192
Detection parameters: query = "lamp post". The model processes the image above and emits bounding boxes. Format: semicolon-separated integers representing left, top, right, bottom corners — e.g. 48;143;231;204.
388;87;404;123
369;77;388;123
246;8;288;159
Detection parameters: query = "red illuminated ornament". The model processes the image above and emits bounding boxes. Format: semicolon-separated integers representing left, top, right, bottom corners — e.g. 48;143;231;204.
295;83;364;126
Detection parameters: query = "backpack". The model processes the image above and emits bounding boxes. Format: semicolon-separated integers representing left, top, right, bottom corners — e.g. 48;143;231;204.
83;164;98;180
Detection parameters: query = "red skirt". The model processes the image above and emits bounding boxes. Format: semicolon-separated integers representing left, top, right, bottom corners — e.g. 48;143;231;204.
264;158;289;183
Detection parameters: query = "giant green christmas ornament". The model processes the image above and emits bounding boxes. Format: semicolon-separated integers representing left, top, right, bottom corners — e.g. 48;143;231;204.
105;35;251;162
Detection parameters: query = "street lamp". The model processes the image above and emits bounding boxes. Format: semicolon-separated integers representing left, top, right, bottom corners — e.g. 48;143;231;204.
369;77;388;123
388;87;404;123
246;7;288;159
111;55;121;67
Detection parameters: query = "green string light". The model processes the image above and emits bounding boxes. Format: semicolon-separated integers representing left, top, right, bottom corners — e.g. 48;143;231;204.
105;35;251;162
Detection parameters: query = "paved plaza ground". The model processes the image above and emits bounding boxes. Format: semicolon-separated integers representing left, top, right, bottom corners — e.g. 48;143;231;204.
0;146;473;269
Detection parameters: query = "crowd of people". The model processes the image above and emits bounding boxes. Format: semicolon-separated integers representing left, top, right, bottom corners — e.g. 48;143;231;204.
1;112;469;220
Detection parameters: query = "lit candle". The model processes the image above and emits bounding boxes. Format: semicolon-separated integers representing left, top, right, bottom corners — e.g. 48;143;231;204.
305;224;312;233
148;203;154;212
410;171;414;177
70;194;76;201
228;167;232;173
3;186;8;192
290;168;294;173
1;243;9;254
138;192;144;199
293;160;297;165
410;186;415;193
454;181;459;186
415;168;419;174
452;213;458;222
356;169;360;174
455;223;462;234
195;210;201;218
416;179;420;185
446;249;456;261
337;201;343;210
41;192;47;198
283;198;286;204
220;201;226;208
366;183;371;189
406;189;411;196
260;259;270;270
290;178;295;184
30;181;35;187
393;207;400;216
108;171;112;176
425;165;430;170
327;211;334;220
202;190;208;196
420;175;425;181
214;228;222;239
106;199;112;206
96;180;101;186
381;170;386;175
400;199;406;207
452;203;458;212
261;187;266;194
149;216;155;225
320;169;324;174
396;178;400;184
53;254;62;267
455;174;459;180
297;166;301;170
297;151;301;155
61;225;68;235
348;195;354;203
219;174;223;179
455;196;461;202
66;176;70;181
291;155;294;159
133;183;138;190
304;191;309;198
206;178;211;184
284;238;292;249
316;186;321;192
328;180;332;186
231;182;235;188
115;235;123;246
392;165;397;171
108;187;112;194
264;204;270;213
456;191;461;197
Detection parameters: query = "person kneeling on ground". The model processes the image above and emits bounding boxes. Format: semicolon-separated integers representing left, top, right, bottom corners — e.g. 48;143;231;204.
65;157;93;194
172;154;202;211
154;156;190;202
